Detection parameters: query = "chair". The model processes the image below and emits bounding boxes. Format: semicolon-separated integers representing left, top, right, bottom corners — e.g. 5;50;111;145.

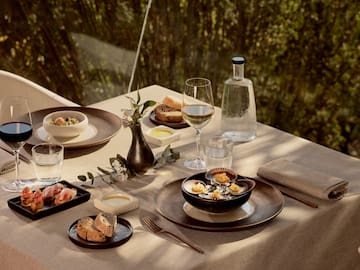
0;70;78;111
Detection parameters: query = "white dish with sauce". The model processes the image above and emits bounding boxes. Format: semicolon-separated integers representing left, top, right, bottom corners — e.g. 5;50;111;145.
94;193;139;215
144;125;179;146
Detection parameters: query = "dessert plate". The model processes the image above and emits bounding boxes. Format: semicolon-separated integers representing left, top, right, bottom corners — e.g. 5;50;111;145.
27;107;122;149
68;215;133;249
183;201;255;223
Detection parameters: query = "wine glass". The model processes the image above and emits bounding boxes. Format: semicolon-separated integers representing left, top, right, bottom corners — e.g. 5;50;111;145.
0;96;33;192
182;77;215;170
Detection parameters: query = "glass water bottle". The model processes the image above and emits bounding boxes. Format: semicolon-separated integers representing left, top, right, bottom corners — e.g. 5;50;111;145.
221;56;257;142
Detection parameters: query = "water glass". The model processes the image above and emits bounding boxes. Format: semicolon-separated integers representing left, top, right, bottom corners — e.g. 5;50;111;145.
32;143;64;183
203;136;233;170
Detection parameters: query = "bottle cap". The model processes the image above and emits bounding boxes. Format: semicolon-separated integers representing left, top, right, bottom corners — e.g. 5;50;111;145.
232;56;245;64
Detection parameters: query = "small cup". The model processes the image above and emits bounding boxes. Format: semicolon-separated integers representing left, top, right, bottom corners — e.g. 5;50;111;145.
203;136;234;170
32;143;64;183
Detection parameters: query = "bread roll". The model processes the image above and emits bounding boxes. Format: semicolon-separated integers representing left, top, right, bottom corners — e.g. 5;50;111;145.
77;216;106;242
162;95;183;110
154;104;183;123
94;212;117;237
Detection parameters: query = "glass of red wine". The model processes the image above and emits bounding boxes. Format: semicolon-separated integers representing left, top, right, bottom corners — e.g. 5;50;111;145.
0;96;33;192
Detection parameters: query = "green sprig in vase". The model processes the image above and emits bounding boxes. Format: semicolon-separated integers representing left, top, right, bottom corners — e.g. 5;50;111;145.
123;92;156;175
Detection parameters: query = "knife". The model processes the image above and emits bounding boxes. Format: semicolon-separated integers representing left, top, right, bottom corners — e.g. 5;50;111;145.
0;146;31;164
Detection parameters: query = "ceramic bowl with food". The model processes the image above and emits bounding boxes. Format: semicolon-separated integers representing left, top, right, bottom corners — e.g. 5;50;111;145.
181;171;256;213
43;110;88;138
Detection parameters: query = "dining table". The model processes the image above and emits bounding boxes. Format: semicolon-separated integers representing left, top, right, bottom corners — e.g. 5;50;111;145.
0;85;359;270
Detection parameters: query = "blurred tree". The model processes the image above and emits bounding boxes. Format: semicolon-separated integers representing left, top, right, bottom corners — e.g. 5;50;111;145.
0;0;359;157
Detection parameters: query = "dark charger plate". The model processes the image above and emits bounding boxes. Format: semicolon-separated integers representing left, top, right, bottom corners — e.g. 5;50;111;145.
7;180;91;220
68;215;133;249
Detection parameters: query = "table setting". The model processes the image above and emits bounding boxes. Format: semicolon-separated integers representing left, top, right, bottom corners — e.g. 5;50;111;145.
0;83;359;270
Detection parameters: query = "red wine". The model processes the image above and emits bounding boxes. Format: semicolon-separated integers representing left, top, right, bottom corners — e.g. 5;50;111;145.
0;122;32;146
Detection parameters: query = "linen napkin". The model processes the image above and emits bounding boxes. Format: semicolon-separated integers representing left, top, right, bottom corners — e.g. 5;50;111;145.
257;158;349;200
0;149;15;175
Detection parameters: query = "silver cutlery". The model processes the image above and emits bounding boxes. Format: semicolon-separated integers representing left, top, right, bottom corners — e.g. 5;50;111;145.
0;145;31;164
142;215;204;254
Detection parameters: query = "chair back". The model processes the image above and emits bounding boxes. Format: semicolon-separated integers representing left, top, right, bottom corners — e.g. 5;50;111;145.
0;70;78;111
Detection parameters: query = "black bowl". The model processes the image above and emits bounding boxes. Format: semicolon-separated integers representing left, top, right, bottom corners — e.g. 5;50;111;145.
181;172;256;213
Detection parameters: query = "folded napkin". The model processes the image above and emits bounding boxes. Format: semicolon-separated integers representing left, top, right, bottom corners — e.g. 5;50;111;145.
257;158;349;200
0;149;15;175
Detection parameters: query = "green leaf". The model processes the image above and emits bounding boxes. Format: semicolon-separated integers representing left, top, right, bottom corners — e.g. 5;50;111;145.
97;166;111;175
141;100;157;114
77;175;87;182
136;90;141;104
87;172;95;184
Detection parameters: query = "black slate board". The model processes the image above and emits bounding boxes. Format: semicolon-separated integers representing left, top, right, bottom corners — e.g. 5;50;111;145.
7;180;91;220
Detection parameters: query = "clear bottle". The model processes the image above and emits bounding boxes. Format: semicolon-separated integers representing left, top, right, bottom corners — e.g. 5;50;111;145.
221;56;256;142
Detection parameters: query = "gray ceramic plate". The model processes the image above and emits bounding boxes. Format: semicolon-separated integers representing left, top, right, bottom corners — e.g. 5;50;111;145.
27;107;122;149
156;178;284;231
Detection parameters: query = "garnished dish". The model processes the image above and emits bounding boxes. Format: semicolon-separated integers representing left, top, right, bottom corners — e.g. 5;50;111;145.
43;110;88;138
51;116;80;126
181;168;256;213
7;180;91;220
20;183;77;212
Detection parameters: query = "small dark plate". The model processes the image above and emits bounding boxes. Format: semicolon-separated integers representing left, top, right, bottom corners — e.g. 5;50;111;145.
149;111;189;129
7;180;91;220
68;215;133;249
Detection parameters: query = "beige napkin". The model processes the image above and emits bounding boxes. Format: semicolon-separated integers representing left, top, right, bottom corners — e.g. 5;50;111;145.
257;158;349;200
0;149;15;175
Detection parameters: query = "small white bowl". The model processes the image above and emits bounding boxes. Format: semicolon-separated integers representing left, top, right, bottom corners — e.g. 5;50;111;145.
144;125;179;146
43;110;88;138
94;193;139;215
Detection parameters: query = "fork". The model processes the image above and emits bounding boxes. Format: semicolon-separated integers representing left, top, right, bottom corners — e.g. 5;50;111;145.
142;216;204;254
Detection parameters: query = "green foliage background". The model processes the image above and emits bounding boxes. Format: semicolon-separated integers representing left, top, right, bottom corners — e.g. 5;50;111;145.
0;0;359;158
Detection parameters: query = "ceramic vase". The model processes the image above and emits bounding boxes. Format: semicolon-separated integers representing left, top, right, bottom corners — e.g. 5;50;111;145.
127;123;154;174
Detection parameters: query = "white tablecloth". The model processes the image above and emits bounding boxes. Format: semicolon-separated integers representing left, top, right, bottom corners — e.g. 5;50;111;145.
0;85;359;270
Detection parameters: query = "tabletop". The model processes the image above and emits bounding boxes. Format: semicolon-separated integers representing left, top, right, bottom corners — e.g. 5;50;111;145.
0;85;359;270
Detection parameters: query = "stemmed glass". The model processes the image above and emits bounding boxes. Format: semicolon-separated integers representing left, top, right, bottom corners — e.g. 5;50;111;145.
0;96;33;192
182;77;215;170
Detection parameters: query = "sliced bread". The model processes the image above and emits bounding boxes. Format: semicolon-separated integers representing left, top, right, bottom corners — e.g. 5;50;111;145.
94;212;117;237
77;216;106;242
154;104;183;123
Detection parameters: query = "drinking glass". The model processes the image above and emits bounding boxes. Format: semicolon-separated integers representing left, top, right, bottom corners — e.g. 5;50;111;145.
0;96;33;192
182;77;215;170
32;143;64;184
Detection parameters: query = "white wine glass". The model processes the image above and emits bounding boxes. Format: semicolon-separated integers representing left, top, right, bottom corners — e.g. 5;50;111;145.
182;77;215;170
0;96;33;192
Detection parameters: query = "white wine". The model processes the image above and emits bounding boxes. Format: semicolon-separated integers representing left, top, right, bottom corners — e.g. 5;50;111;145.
182;104;214;129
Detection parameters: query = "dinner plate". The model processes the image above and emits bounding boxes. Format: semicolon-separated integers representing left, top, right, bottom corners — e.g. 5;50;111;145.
68;215;133;249
27;107;122;149
149;111;189;129
7;180;91;220
156;178;284;231
183;201;255;223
